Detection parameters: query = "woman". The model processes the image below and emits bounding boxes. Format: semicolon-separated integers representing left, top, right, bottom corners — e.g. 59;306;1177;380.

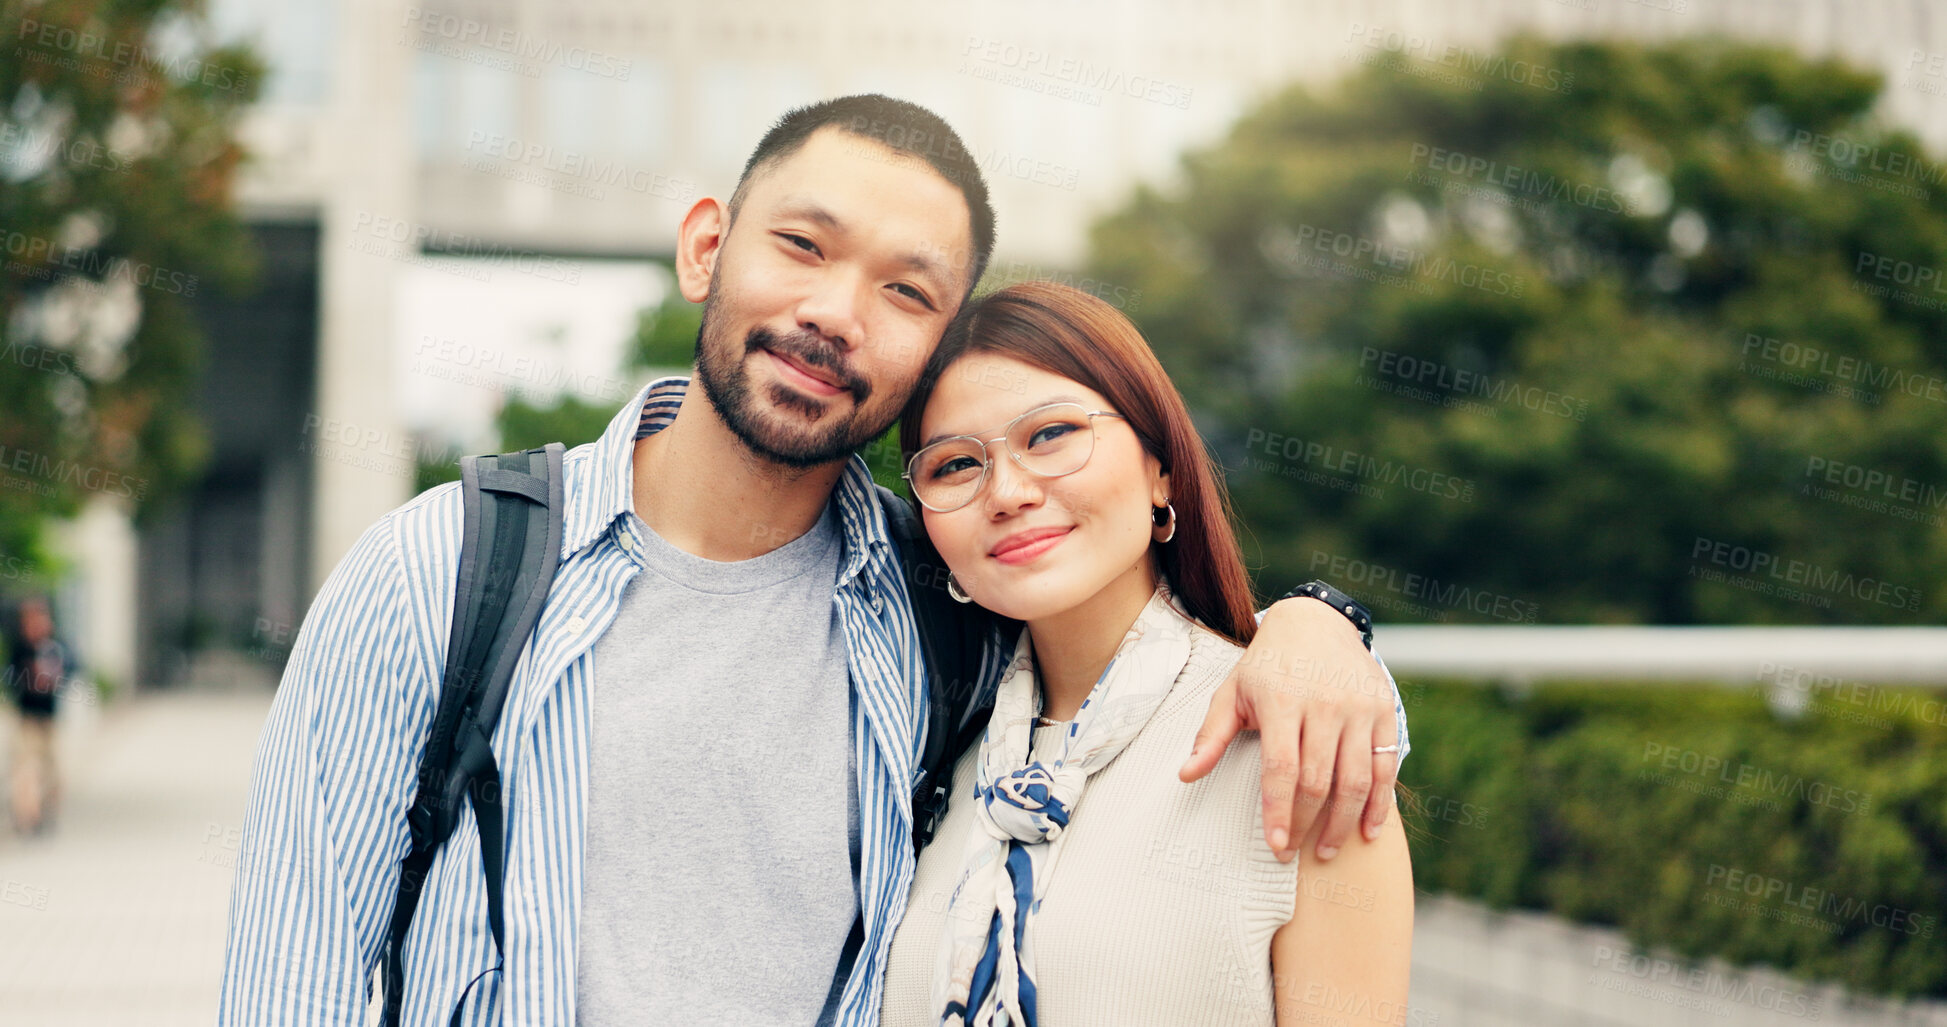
879;282;1414;1026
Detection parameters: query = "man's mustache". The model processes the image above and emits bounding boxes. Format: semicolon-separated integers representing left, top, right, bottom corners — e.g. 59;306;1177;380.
746;326;872;402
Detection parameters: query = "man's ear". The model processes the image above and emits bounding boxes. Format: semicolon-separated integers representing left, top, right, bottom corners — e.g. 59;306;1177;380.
675;197;729;303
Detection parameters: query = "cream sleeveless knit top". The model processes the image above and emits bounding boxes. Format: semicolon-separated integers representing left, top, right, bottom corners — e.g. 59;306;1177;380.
879;622;1298;1026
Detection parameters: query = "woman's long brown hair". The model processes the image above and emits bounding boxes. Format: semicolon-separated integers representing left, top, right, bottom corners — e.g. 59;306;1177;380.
900;281;1260;646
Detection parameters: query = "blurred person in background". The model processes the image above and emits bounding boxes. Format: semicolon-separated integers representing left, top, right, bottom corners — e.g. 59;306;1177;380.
6;596;71;835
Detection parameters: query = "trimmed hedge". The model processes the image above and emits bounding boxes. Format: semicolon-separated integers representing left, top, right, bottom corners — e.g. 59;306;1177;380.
1397;679;1947;997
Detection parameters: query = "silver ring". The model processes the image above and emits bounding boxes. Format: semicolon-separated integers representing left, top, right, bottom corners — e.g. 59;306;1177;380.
1372;744;1400;755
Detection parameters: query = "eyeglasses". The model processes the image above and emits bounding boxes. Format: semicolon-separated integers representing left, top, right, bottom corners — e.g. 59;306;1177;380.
903;402;1127;513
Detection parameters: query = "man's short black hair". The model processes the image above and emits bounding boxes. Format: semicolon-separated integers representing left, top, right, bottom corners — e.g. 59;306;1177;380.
728;94;997;296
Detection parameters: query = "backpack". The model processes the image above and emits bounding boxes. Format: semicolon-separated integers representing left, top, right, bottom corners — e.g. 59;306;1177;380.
379;444;996;1026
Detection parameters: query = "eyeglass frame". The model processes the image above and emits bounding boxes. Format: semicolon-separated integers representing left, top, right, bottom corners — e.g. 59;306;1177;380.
902;401;1129;513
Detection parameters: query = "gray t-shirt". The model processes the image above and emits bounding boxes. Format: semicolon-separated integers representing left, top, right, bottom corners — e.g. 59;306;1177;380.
576;503;858;1025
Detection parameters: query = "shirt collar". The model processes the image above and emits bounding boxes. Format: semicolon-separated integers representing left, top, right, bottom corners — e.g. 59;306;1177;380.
563;374;899;583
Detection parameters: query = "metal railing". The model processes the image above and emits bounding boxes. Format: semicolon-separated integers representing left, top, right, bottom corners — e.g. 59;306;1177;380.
1377;626;1947;686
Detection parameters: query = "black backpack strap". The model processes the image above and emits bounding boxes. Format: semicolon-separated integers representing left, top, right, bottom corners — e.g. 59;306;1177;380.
872;485;998;853
381;443;565;1027
806;487;999;1018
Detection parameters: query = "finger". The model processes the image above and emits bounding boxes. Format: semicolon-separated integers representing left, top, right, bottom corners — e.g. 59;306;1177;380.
1259;707;1302;860
1314;712;1376;861
1363;720;1401;842
1287;712;1342;861
1181;671;1246;782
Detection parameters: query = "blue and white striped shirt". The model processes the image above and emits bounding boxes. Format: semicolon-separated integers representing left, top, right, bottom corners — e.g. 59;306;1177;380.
218;375;1409;1026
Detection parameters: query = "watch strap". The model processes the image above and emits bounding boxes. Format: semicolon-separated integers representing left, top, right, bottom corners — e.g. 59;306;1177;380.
1281;579;1375;650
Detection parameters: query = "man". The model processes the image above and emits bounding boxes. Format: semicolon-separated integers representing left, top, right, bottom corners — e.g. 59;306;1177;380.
219;95;1409;1026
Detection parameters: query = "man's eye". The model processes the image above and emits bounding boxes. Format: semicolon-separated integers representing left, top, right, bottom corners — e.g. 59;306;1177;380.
891;283;934;309
778;233;819;254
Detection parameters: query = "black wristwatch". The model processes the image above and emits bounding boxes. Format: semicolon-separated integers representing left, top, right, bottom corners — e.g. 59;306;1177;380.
1280;580;1374;650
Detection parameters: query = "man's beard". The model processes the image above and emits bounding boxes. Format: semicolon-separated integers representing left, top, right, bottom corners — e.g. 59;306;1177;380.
692;297;898;470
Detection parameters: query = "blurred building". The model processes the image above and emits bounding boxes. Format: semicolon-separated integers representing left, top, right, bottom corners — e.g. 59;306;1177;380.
94;0;1947;687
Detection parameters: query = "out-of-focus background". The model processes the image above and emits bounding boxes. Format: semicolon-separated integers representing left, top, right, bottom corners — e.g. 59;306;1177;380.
2;0;1945;1023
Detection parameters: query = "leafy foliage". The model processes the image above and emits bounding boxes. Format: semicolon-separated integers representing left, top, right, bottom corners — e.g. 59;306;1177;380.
1402;679;1947;996
1087;37;1947;624
0;0;262;578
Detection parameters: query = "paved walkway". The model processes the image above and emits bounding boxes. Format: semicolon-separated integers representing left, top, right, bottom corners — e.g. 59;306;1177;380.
0;688;274;1026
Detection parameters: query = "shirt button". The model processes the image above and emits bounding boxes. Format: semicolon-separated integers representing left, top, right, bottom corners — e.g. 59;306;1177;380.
567;616;588;635
617;531;635;553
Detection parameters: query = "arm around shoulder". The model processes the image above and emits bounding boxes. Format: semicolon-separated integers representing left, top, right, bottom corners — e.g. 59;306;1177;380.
1202;595;1411;862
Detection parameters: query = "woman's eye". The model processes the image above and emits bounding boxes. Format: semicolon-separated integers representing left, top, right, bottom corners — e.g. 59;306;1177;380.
1028;422;1080;448
931;455;981;479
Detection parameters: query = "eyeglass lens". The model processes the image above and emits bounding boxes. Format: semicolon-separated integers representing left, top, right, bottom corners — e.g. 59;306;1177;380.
910;403;1101;511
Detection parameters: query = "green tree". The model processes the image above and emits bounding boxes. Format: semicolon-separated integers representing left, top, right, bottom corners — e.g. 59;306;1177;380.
1088;37;1947;624
0;0;261;578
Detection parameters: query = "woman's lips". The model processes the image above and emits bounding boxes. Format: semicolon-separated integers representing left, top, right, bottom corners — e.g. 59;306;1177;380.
989;526;1073;566
765;348;846;396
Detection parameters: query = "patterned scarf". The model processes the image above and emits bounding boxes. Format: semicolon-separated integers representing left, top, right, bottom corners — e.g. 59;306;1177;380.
931;582;1196;1026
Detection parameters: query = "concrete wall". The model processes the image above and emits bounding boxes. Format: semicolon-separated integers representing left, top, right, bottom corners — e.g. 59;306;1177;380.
1413;893;1947;1027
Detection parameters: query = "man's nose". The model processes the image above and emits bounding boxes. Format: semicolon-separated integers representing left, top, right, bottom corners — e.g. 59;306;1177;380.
796;273;867;352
